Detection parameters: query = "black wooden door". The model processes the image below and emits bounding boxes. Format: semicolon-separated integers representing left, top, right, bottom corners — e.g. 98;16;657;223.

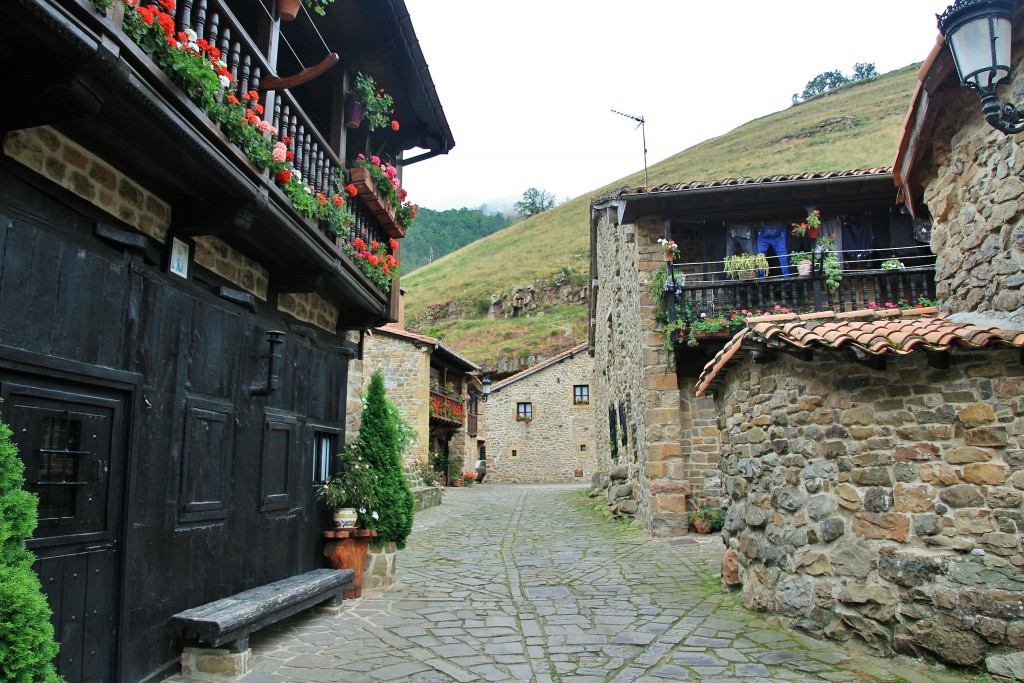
2;380;126;683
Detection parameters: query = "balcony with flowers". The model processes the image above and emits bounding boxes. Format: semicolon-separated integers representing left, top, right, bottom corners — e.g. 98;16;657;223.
429;380;466;427
1;0;450;327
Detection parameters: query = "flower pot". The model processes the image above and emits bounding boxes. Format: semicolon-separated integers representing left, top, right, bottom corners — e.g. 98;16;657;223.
796;260;812;277
333;508;358;529
807;227;819;239
344;100;363;129
738;269;756;280
451;478;462;487
692;517;712;534
663;252;674;262
278;0;301;21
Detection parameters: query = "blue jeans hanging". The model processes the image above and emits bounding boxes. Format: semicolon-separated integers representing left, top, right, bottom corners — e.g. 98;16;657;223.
756;224;792;276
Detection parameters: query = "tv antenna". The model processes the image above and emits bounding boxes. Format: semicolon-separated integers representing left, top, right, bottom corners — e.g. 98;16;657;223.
611;109;648;186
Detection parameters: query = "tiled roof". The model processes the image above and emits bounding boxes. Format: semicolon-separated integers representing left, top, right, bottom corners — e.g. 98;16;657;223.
372;326;480;372
694;308;1024;397
598;168;893;203
489;343;590;392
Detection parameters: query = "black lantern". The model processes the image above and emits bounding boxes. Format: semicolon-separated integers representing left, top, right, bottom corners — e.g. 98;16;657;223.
938;0;1023;134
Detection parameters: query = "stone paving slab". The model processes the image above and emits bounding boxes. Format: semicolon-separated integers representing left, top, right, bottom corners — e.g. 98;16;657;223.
164;485;984;683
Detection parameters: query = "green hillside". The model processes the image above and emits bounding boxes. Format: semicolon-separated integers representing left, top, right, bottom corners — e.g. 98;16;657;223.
402;207;514;273
402;64;921;372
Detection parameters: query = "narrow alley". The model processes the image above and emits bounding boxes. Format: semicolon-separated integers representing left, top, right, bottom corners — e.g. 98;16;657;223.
166;485;978;683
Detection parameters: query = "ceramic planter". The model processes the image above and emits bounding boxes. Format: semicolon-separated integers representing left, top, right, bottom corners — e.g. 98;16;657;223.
344;100;363;128
278;0;301;21
333;508;358;529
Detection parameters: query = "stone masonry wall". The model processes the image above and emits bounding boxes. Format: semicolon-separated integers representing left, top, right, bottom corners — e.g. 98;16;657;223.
277;292;339;333
359;333;431;467
4;126;171;240
919;37;1024;327
484;351;595;483
718;350;1024;666
591;210;691;536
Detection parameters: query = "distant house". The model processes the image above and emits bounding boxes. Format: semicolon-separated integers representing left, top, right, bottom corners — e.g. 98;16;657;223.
0;0;452;680
482;343;594;483
588;20;1024;671
357;323;480;489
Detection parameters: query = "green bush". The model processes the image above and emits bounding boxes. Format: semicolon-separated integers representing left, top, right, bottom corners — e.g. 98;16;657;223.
358;372;415;549
0;405;62;682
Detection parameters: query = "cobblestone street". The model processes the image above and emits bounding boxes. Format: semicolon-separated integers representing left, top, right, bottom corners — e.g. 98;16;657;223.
169;485;980;682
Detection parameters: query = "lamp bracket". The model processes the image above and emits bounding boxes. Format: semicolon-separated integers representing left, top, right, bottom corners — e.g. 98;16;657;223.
979;88;1024;134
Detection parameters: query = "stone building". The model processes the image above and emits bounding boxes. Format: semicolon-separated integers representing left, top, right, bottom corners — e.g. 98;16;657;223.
482;343;595;483
353;325;480;488
588;12;1024;672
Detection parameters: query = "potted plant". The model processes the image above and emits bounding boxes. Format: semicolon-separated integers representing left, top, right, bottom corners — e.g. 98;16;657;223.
812;236;843;292
685;312;731;347
789;251;813;277
881;258;905;270
791;209;821;238
346;72;397;131
689;499;725;534
658;237;681;262
461;471;476;488
316;444;380;529
723;253;769;280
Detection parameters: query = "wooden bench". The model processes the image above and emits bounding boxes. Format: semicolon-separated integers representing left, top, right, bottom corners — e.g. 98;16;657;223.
169;568;354;677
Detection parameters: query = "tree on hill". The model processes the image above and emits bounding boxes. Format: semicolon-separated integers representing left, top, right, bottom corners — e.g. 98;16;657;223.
514;188;556;219
792;62;877;105
0;403;63;683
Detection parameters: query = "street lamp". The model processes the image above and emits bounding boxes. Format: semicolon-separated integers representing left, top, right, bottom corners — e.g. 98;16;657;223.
938;0;1024;134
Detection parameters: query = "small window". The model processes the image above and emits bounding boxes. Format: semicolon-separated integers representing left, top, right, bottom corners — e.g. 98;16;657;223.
516;402;533;422
580;444;587;452
511;449;518;458
313;432;337;485
573;385;590;405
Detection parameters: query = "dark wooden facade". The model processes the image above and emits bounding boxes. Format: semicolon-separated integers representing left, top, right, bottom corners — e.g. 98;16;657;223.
0;0;451;680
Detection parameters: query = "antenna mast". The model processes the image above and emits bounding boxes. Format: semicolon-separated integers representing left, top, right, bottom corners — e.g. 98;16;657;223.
611;109;648;186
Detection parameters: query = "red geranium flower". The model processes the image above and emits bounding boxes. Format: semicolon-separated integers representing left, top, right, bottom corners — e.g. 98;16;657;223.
226;94;239;105
390;120;400;131
353;238;366;251
332;195;344;207
389;238;399;251
316;193;327;205
275;169;291;184
346;184;358;197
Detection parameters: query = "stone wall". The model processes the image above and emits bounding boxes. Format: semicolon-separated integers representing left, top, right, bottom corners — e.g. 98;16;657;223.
590;211;693;535
483;350;595;483
4;126;171;240
718;349;1024;666
359;332;431;466
918;39;1024;327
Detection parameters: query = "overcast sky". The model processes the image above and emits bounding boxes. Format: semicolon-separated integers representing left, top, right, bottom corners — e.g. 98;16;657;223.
401;1;955;211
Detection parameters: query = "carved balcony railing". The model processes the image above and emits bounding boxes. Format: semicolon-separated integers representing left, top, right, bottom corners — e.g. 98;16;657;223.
666;264;938;346
164;0;391;253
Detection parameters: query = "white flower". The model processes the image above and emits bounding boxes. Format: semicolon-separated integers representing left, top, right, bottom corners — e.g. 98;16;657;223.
371;511;379;520
184;28;197;41
218;75;230;89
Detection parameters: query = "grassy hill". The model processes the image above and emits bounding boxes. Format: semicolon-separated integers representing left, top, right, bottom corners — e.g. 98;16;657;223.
402;64;921;373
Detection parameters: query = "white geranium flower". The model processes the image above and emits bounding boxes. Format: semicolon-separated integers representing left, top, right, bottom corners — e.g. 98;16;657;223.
218;75;230;88
184;28;197;41
371;511;379;520
358;507;366;514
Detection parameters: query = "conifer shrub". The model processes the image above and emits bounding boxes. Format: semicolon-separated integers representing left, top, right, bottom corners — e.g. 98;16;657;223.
0;404;62;682
358;372;415;549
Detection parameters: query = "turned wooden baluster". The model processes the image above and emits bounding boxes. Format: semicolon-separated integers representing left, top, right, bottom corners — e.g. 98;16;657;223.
191;0;206;39
301;128;312;186
239;55;252;98
226;33;240;83
179;0;193;32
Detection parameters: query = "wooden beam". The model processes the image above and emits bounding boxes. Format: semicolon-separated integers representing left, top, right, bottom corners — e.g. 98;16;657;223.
172;202;255;237
260;54;339;92
271;270;330;293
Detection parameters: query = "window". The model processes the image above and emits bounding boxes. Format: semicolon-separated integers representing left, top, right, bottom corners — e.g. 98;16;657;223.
580;444;587;452
313;432;337;485
573;385;590;405
516;402;533;422
511;449;518;458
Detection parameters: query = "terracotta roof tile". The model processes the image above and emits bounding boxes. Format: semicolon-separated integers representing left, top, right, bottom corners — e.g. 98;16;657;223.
695;308;1024;396
605;168;893;201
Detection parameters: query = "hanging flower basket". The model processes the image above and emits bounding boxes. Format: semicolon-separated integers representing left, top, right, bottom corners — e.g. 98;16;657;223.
278;0;301;21
344;100;363;129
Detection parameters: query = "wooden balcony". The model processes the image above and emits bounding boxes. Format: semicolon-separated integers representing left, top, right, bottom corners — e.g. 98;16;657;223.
429;388;466;428
666;258;937;370
1;0;439;327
